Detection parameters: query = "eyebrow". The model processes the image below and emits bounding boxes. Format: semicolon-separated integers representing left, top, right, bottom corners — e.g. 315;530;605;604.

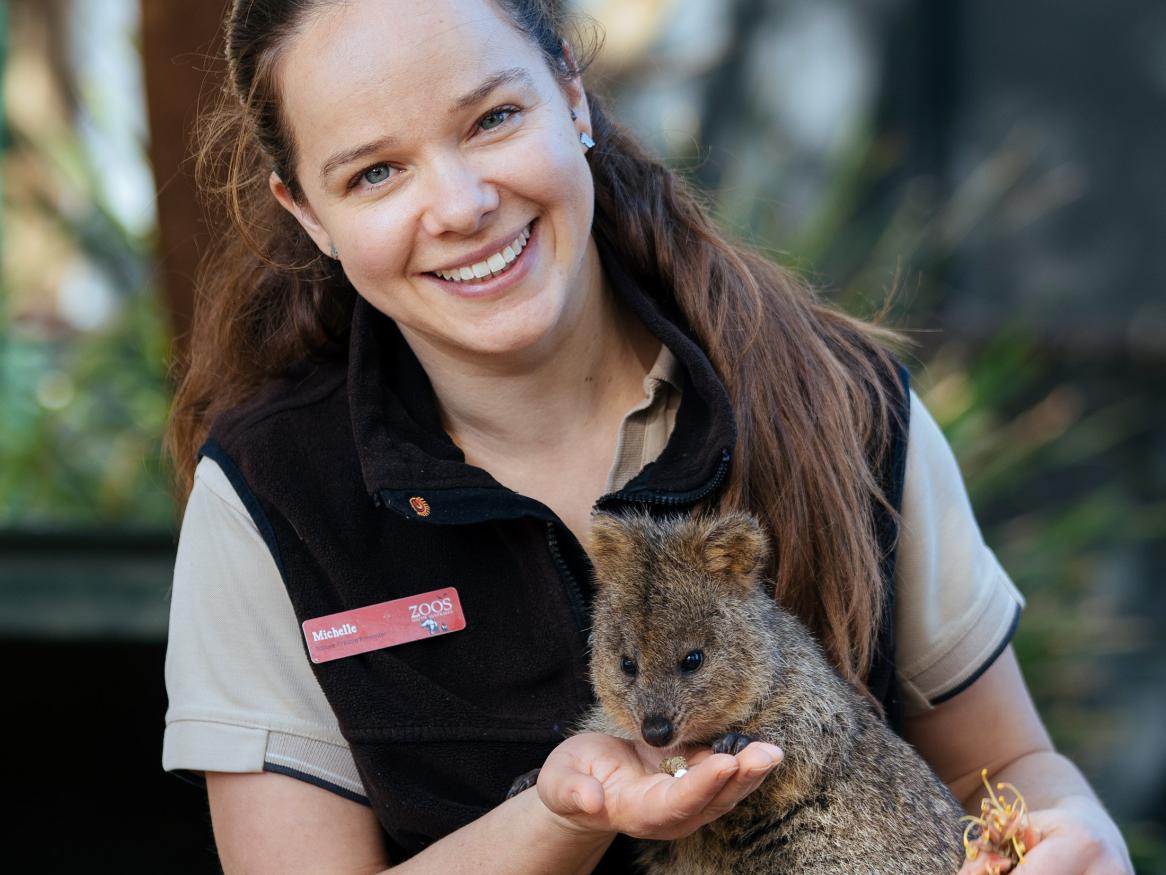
320;135;399;183
450;67;534;114
319;67;536;184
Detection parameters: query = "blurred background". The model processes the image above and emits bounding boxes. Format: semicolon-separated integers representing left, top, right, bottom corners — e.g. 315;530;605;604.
1;0;1163;870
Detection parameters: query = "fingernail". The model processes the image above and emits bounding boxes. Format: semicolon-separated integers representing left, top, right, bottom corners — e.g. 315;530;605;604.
763;744;783;763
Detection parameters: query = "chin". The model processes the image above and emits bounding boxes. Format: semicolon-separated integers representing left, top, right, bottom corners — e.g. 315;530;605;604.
465;327;559;360
463;298;575;359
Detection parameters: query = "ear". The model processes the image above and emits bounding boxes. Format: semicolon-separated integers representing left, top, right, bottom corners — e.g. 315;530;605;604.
269;171;334;258
701;513;769;582
558;41;592;141
587;512;636;586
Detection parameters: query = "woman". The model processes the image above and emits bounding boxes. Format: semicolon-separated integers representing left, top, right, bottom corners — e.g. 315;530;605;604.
162;0;1133;872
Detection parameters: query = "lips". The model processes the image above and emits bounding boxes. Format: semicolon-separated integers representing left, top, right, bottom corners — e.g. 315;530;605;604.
429;222;533;283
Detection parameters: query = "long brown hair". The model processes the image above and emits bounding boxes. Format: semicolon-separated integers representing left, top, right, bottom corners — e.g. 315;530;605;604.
166;0;908;694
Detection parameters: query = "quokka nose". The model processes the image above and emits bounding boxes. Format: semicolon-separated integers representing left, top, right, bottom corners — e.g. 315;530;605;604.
641;715;674;747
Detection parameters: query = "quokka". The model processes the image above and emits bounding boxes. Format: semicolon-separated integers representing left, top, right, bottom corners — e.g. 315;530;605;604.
574;510;967;875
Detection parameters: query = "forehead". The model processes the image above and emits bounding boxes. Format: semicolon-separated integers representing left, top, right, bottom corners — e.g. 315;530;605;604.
277;0;551;166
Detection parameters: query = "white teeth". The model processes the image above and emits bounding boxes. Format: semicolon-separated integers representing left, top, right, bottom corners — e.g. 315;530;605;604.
434;224;531;283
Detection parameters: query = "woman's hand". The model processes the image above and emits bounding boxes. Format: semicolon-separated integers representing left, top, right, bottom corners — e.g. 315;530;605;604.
956;796;1134;875
906;649;1134;875
531;731;784;841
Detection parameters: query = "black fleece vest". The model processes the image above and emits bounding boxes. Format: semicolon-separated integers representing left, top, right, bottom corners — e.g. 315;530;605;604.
202;246;910;867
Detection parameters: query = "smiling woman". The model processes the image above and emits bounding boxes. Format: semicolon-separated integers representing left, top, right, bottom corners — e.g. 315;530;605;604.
267;3;606;369
161;1;1133;873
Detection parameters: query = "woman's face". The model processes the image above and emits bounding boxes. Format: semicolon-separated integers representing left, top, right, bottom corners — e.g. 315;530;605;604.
271;0;599;365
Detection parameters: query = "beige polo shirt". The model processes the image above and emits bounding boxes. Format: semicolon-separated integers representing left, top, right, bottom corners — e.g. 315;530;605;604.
162;345;1024;802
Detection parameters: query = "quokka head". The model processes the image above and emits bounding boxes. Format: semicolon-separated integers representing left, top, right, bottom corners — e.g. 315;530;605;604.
587;510;779;749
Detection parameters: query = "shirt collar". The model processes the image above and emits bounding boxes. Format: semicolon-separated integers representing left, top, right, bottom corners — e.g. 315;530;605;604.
645;341;683;395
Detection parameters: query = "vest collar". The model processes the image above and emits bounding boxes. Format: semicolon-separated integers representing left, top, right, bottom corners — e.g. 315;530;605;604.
348;236;737;523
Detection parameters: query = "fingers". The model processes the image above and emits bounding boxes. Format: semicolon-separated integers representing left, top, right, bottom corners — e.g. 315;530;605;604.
538;733;784;842
657;753;741;821
956;853;1015;875
654;741;782;828
1011;837;1093;875
704;742;783;815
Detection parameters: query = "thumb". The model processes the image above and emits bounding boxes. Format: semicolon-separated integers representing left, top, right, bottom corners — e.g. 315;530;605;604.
539;770;606;817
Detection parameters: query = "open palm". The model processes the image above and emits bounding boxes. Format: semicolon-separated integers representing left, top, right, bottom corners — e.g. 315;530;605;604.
534;731;784;841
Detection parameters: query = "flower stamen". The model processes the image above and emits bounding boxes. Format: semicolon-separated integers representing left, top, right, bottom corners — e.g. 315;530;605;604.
960;768;1035;873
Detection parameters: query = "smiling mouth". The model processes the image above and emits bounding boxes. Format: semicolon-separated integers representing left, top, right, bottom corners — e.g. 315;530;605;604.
430;222;533;284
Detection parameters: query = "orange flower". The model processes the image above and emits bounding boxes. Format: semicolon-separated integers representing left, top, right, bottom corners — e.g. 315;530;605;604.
961;768;1038;872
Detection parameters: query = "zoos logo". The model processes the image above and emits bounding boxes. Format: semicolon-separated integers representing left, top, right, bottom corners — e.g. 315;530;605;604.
408;596;453;622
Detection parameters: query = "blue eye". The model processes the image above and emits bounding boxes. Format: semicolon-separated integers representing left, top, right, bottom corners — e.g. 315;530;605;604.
361;164;393;186
479;107;515;132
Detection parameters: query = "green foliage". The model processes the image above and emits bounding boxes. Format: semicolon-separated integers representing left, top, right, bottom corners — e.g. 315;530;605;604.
1;35;174;529
0;292;174;528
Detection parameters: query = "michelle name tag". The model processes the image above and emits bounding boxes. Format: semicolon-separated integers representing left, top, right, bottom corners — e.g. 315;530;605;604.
302;587;466;663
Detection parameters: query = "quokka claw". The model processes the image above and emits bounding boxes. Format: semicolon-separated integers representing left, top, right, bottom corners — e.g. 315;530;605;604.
712;732;754;755
505;767;541;800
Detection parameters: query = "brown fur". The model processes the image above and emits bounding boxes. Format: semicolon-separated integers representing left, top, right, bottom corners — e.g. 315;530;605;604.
582;510;966;875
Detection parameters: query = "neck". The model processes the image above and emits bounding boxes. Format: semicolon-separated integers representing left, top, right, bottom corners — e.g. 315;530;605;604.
402;253;660;463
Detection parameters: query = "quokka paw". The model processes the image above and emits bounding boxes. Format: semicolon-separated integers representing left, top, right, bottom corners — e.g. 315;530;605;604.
505;767;541;800
711;732;754;755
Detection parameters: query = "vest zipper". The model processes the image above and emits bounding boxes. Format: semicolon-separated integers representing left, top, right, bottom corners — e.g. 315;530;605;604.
543;449;731;636
544;521;588;634
599;447;732;508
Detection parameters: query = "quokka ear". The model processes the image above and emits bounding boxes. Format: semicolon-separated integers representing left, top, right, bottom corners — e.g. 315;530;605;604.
588;512;639;584
701;513;770;581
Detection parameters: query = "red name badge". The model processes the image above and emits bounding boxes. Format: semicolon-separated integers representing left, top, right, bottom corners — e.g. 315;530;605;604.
302;587;466;664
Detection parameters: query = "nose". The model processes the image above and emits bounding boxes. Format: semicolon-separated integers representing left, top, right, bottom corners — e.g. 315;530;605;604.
641;715;674;748
418;152;500;238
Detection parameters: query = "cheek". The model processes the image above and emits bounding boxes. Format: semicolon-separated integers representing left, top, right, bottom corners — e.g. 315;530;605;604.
339;207;414;281
499;127;594;226
592;670;643;734
551;146;594;226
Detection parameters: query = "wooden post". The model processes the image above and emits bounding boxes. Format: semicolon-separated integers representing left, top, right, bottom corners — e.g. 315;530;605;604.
139;0;230;356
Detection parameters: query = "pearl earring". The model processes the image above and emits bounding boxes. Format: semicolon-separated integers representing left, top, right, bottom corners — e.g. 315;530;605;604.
329;243;339;260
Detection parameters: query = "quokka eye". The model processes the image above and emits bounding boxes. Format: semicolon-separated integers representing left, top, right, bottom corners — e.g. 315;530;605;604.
620;656;637;677
679;649;704;673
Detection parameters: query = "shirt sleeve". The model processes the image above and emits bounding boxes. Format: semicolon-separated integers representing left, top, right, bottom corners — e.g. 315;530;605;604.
894;389;1026;715
162;456;369;804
